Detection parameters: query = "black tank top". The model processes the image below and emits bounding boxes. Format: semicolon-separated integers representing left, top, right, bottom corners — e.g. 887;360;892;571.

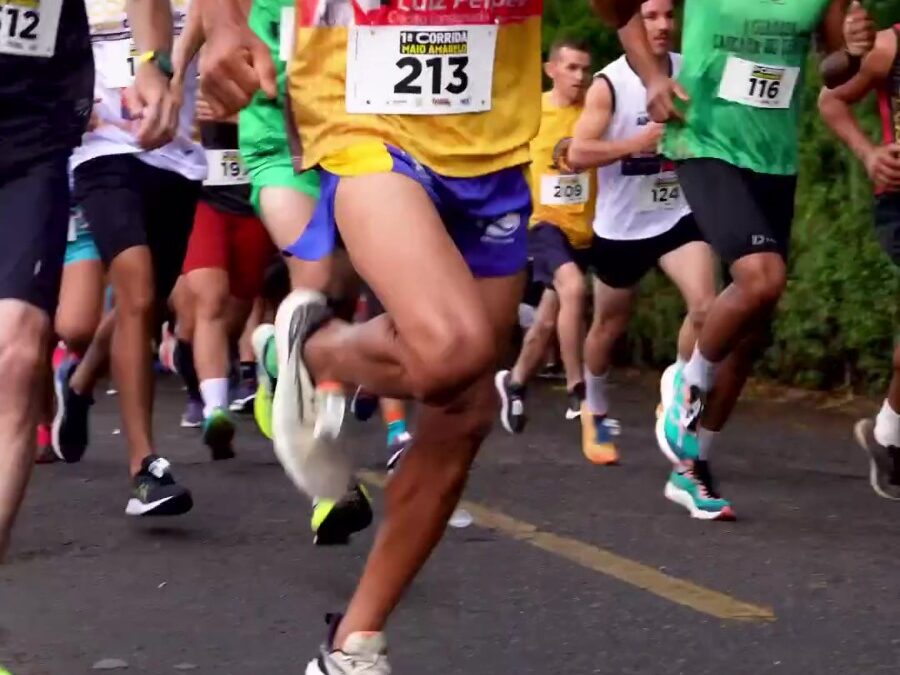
200;122;256;217
0;0;94;172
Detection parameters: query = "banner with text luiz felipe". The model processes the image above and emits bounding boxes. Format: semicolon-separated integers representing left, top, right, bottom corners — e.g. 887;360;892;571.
296;0;541;28
289;0;543;174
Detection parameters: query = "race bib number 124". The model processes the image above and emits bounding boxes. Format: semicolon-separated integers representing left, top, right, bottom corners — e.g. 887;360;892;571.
346;24;497;115
0;0;62;57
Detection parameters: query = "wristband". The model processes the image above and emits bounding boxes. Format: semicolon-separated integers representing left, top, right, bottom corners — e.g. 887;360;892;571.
137;50;175;79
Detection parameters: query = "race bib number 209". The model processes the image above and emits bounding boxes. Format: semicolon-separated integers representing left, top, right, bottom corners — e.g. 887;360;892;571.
0;0;62;57
346;24;497;115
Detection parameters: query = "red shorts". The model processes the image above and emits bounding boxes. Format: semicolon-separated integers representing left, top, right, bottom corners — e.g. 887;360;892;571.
182;200;275;300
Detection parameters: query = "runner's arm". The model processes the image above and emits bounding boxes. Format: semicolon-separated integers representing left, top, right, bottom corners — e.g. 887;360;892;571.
818;30;893;165
588;0;643;28
820;0;875;88
196;0;276;116
126;0;174;55
569;78;659;171
617;12;666;89
172;0;205;87
616;12;688;122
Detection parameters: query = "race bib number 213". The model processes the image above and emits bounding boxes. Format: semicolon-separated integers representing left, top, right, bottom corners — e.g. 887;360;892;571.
346;25;497;115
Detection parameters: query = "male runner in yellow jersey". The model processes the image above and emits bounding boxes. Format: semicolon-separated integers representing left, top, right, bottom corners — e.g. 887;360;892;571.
495;38;595;433
267;1;540;671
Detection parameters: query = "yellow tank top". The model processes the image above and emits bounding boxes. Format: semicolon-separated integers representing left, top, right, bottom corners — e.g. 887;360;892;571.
288;0;542;178
528;92;595;249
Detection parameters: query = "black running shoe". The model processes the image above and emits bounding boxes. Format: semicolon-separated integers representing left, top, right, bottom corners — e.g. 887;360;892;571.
126;456;194;517
52;357;93;463
350;386;379;422
565;381;585;420
312;484;374;546
494;370;525;434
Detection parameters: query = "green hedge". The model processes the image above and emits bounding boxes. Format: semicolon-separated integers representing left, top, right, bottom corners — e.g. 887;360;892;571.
543;1;899;393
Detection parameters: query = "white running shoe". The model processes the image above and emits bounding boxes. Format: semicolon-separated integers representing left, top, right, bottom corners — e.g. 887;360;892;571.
272;290;352;501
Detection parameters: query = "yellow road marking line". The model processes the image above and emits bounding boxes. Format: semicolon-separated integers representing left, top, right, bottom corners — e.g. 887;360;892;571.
358;470;775;622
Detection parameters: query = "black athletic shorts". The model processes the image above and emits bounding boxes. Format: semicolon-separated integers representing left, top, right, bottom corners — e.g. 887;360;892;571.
0;153;71;314
676;158;797;264
591;213;703;289
527;223;591;288
874;192;900;266
74;154;201;302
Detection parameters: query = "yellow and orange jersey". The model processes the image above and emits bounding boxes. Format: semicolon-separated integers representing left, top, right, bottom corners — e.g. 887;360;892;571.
288;0;542;178
528;92;595;249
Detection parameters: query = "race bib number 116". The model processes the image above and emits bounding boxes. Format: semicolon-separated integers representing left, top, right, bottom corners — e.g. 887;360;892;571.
346;24;497;115
717;55;799;110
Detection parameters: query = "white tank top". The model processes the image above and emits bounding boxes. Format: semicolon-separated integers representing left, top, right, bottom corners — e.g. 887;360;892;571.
70;0;206;182
592;53;690;241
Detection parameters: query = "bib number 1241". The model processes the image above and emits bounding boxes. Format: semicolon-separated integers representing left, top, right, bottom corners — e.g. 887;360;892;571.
346;24;497;116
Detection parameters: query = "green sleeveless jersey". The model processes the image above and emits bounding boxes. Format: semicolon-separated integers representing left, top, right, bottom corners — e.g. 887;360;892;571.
662;0;831;176
238;0;294;170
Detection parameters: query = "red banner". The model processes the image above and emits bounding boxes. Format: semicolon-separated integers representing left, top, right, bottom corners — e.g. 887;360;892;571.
297;0;541;27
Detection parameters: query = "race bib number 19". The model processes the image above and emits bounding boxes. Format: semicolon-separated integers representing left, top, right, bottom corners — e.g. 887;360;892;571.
0;0;62;57
204;149;250;186
717;55;799;110
540;173;589;206
346;25;497;115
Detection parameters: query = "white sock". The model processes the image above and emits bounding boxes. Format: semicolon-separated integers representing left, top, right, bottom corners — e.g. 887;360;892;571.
698;426;719;460
675;355;687;368
874;400;900;448
683;345;717;392
584;367;609;417
200;378;230;418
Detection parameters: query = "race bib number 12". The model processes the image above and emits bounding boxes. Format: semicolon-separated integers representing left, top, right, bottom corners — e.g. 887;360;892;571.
717;55;799;110
346;24;497;115
0;0;62;57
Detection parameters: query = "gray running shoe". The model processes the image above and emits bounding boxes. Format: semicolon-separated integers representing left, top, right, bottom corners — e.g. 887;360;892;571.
854;418;900;500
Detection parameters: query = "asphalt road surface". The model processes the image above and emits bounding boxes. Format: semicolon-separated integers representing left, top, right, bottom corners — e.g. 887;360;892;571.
2;372;899;674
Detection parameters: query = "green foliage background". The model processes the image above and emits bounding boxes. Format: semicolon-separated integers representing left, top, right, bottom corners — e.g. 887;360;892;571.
542;0;899;392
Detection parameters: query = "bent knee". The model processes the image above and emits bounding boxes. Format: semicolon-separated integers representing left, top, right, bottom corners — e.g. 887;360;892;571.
734;257;786;310
0;314;49;381
411;321;496;402
555;273;587;307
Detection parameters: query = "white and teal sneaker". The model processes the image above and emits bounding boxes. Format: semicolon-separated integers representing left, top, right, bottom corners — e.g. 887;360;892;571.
655;363;701;465
664;460;735;521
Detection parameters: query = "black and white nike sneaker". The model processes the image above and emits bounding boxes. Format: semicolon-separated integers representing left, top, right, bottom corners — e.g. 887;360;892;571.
125;455;193;517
